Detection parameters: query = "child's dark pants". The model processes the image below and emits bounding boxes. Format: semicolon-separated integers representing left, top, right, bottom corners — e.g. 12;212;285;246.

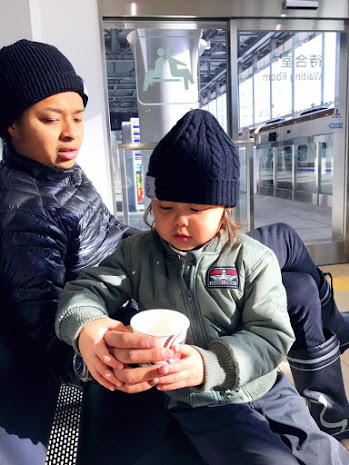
171;372;349;465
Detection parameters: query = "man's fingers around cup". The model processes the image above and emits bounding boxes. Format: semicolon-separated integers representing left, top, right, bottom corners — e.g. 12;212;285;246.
114;364;161;386
109;346;174;365
104;330;157;349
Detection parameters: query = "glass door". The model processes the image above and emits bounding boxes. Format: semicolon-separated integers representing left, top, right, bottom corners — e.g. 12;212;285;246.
231;19;348;264
103;20;254;230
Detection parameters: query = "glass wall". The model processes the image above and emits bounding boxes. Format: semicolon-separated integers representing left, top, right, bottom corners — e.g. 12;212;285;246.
103;22;229;229
103;20;348;262
247;30;344;247
192;31;337;137
239;32;337;130
184;27;343;248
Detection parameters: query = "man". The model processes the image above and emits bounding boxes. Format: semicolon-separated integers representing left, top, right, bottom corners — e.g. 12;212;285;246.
0;39;205;465
0;39;138;464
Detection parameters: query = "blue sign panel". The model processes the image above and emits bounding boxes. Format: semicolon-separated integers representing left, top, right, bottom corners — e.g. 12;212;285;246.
329;122;343;129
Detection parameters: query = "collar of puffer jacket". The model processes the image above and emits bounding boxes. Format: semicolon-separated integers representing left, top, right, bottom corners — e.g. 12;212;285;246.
2;144;80;181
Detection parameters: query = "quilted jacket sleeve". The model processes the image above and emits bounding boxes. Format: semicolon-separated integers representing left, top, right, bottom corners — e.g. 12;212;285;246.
0;203;73;379
0;176;138;382
63;176;139;281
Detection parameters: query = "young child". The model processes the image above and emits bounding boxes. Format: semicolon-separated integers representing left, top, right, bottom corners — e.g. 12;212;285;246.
56;109;349;465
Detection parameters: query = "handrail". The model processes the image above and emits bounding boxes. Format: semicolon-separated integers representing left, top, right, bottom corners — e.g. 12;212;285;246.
117;142;156;150
116;139;255;150
233;137;255;146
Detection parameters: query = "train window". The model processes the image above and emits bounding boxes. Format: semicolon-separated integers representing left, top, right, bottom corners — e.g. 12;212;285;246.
298;145;308;163
283;146;292;163
268;132;277;142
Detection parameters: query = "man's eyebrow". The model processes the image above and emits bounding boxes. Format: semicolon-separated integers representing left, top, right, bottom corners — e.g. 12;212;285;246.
43;107;85;114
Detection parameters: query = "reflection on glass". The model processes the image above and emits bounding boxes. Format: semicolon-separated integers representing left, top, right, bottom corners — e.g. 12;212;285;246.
294;35;322;113
259;147;274;188
254;68;270;123
271;58;292;118
277;146;292;190
239;29;342;248
236;146;247;226
323;33;336;105
237;31;338;130
217;93;227;132
239;77;253;127
208;99;217;117
296;143;316;194
320;141;333;195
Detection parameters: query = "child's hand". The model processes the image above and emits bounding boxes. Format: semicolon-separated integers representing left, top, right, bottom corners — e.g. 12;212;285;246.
155;345;205;391
78;317;127;391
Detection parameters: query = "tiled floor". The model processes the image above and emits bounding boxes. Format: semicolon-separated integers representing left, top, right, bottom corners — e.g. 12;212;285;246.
279;263;349;453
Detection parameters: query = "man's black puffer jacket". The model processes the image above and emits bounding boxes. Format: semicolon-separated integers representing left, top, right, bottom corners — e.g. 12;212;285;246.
0;145;138;382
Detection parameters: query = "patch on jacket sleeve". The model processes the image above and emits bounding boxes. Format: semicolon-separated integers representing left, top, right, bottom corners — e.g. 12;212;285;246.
275;302;288;315
206;267;239;288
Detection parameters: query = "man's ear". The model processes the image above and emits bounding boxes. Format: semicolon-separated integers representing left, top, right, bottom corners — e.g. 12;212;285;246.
7;122;17;137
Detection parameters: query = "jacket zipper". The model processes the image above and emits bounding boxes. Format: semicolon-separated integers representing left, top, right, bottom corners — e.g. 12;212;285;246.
179;257;209;349
178;256;222;404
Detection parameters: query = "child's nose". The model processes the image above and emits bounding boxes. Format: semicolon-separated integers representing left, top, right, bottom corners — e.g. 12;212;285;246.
175;214;189;227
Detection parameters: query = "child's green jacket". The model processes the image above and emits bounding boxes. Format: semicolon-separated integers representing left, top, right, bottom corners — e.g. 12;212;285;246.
56;230;295;407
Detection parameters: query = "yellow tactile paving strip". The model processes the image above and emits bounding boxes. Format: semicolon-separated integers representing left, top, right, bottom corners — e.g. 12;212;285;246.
320;264;349;314
320;263;349;281
332;276;349;292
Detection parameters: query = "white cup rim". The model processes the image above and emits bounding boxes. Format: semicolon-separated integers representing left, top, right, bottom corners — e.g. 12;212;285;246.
130;309;190;337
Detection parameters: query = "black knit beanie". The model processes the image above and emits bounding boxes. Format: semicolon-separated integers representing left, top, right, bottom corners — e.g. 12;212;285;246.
0;39;88;138
145;109;240;207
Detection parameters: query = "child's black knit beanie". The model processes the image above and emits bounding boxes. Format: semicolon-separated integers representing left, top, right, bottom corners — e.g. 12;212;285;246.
146;109;240;207
0;39;88;138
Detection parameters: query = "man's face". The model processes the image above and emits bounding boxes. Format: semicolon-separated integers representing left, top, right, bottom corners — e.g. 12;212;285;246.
8;92;85;169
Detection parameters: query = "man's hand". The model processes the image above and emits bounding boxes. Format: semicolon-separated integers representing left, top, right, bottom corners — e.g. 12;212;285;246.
104;328;175;365
103;327;175;393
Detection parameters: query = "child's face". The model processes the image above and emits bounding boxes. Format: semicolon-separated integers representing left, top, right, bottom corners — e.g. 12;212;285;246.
152;200;225;250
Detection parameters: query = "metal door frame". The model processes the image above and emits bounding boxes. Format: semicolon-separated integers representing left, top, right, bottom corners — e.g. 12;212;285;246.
101;0;349;20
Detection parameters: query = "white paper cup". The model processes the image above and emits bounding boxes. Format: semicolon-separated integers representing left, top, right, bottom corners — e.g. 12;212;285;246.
130;309;190;364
